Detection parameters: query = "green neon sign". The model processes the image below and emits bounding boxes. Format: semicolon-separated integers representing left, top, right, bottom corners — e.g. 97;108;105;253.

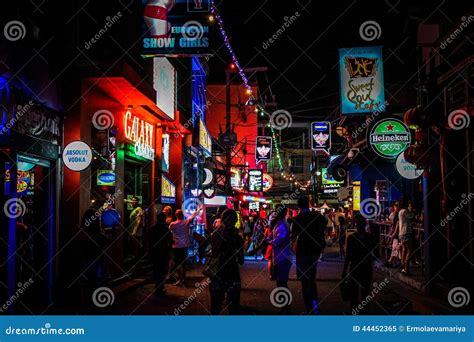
369;118;411;159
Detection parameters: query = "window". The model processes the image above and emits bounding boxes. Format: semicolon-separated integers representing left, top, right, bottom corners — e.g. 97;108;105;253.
289;154;304;174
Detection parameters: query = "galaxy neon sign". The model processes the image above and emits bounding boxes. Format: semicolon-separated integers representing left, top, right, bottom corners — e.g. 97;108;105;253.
124;110;155;161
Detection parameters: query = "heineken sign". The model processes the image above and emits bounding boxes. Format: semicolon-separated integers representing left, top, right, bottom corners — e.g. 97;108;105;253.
369;118;411;159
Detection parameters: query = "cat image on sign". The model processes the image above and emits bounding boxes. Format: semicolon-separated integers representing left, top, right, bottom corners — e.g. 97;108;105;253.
257;145;271;158
313;132;329;146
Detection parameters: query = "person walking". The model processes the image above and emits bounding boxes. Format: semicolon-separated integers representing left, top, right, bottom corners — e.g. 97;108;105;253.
395;200;414;274
206;209;244;315
128;197;144;261
291;196;327;314
169;209;200;286
342;213;377;311
268;204;292;314
148;212;173;296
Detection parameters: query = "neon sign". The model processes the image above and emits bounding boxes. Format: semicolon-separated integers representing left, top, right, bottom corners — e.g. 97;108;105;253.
124;110;155;161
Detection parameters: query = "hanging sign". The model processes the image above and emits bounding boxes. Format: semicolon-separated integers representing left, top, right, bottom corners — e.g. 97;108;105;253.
199;117;212;157
339;46;385;114
153;58;176;120
396;152;423;179
320;167;344;194
161;175;176;204
248;169;263;192
353;184;361;211
255;136;272;164
262;173;273;192
369;118;411;159
162;133;170;172
142;0;211;56
311;121;331;154
63;141;92;171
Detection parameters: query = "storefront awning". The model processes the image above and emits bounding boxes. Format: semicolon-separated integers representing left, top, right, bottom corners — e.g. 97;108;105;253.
86;63;170;122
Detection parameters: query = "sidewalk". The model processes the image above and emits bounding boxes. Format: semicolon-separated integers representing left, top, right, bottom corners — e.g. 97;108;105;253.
111;246;455;315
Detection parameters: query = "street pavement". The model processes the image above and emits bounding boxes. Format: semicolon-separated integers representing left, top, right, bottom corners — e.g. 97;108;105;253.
112;246;454;315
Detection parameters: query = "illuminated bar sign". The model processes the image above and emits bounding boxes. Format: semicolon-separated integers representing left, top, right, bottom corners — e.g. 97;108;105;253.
199;117;212;157
124;110;155;161
255;136;272;164
369;118;411;159
248;169;263;192
142;0;211;56
339;46;385;114
161;175;176;204
311;121;331;154
321;167;344;194
353;183;361;211
162;133;170;172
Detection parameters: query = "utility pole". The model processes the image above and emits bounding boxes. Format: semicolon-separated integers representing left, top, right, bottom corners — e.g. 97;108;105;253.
223;66;268;198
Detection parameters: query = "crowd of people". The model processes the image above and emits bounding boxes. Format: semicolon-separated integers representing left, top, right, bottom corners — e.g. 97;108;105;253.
78;195;419;314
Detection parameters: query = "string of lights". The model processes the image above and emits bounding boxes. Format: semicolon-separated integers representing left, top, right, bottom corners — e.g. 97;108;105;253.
210;1;253;95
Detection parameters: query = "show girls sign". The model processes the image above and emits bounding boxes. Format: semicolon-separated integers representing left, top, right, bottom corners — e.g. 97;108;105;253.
142;0;211;56
339;46;385;114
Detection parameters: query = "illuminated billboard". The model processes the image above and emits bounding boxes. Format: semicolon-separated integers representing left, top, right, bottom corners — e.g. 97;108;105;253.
339;46;385;114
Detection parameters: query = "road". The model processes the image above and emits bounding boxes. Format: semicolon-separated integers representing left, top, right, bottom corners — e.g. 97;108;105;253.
110;246;453;315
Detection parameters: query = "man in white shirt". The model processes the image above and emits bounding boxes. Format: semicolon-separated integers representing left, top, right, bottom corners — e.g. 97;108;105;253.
169;209;200;285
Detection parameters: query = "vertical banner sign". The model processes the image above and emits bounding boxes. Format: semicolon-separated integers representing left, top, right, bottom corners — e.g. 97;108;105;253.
199;117;212;157
162;133;170;172
142;0;211;56
153;58;176;120
339;46;385;114
255;136;272;164
311;121;331;154
353;184;361;211
161;175;176;204
248;169;263;192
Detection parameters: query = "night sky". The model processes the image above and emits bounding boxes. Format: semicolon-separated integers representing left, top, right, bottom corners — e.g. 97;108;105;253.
209;0;470;121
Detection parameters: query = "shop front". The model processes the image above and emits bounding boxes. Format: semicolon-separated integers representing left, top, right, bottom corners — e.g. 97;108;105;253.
62;63;186;282
0;92;61;312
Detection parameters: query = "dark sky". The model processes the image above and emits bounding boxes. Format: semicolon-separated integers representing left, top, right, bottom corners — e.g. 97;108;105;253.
209;0;471;120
